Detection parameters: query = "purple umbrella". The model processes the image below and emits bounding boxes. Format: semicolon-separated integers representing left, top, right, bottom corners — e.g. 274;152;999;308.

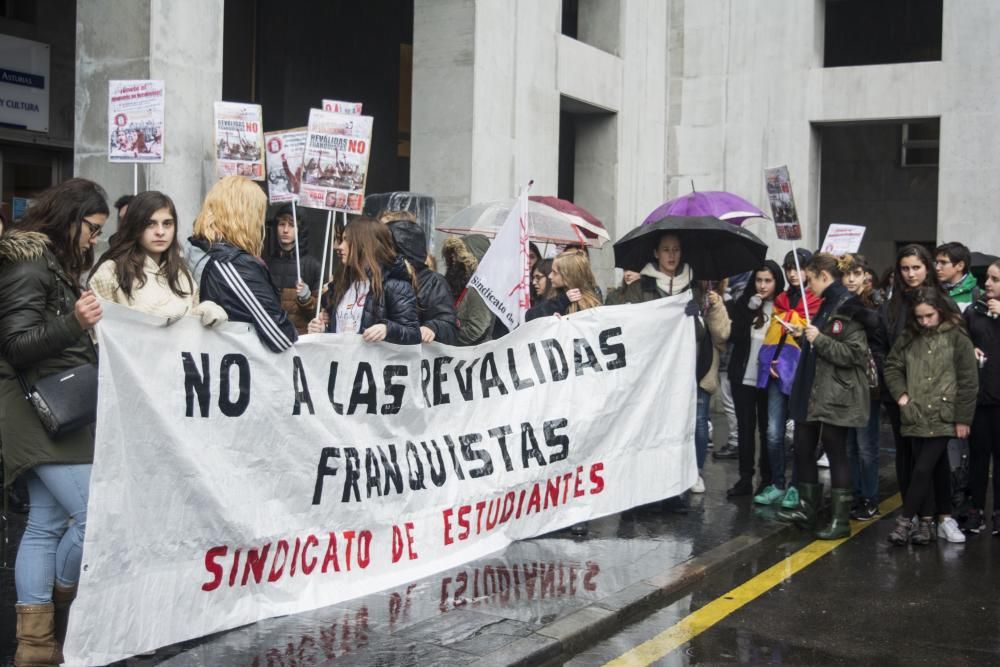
642;190;767;226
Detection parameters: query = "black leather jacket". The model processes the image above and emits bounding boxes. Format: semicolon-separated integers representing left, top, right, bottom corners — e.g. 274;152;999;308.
186;237;298;353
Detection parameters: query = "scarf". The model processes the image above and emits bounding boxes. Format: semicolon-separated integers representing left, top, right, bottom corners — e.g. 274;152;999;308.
640;262;693;296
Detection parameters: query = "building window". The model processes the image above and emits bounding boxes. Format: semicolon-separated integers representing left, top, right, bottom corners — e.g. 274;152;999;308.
561;0;620;56
824;0;942;68
900;120;939;168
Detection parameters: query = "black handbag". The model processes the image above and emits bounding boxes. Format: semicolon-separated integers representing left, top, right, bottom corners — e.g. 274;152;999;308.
16;363;99;438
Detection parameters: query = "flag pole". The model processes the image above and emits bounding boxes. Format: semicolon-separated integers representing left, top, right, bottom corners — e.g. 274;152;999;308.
291;199;302;285
790;240;810;326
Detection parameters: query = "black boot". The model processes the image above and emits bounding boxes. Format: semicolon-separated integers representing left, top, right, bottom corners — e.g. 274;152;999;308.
727;477;753;497
777;482;822;529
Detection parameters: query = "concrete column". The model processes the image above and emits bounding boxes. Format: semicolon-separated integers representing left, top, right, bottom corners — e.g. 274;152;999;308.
74;0;223;240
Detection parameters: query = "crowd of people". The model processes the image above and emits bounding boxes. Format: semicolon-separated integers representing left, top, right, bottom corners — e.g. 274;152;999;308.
0;175;998;664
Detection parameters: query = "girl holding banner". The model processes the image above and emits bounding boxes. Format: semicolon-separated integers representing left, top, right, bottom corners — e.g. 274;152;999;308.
90;191;227;328
307;217;420;345
186;176;297;353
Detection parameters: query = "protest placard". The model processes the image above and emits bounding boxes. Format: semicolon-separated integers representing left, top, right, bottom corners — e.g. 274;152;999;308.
64;297;697;665
108;80;164;163
214;101;265;180
764;166;802;241
322;99;363;115
264;128;307;203
820;224;866;255
301;109;374;214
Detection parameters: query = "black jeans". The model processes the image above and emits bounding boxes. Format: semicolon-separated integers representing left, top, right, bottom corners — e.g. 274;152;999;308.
903;437;949;519
733;383;770;485
970;405;1000;512
794;421;850;489
886;400;952;514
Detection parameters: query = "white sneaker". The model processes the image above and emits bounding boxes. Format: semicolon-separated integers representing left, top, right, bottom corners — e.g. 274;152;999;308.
937;516;966;543
817;453;830;468
691;476;706;494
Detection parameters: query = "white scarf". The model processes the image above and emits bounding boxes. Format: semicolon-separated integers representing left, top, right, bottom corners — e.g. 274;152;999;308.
640;262;693;296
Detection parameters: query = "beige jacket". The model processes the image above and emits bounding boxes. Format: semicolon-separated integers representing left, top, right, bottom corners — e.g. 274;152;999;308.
699;297;731;394
89;256;227;325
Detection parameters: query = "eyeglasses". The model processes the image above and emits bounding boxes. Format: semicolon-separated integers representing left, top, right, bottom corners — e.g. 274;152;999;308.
82;219;104;239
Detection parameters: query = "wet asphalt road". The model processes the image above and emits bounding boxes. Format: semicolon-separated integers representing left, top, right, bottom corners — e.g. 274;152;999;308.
567;502;1000;666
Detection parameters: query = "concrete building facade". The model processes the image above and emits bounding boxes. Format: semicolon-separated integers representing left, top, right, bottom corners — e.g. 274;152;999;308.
1;0;997;282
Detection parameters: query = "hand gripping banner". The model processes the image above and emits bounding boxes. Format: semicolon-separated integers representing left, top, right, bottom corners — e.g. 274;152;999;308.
64;297;697;664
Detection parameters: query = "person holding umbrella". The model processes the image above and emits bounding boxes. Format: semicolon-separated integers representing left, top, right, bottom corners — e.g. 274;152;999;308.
614;231;731;496
778;253;871;539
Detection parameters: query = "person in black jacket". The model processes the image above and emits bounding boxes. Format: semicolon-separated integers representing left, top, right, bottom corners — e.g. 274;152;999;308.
0;178;108;663
380;211;458;345
525;250;602;322
307;217;420;345
964;259;1000;535
262;204;322;335
726;260;784;498
186;176;297;353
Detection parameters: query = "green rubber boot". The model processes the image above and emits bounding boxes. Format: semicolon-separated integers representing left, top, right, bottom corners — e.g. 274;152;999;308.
776;482;821;529
816;488;853;540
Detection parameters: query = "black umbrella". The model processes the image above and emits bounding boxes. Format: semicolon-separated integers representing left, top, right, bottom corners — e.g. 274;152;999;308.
970;251;999;270
613;215;768;280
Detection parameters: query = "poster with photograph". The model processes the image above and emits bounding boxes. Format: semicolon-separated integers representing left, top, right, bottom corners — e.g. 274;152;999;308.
301;109;374;214
321;99;362;115
264;128;307;203
108;80;165;163
214;102;265;180
764;165;802;241
820;224;866;256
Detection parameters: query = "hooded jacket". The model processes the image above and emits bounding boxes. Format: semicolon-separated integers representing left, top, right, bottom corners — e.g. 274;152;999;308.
263;212;323;335
789;282;871;427
322;255;421;345
727;260;786;387
884;319;978;438
945;271;980;312
186;237;298;353
388;221;457;344
444;234;496;347
0;230;95;487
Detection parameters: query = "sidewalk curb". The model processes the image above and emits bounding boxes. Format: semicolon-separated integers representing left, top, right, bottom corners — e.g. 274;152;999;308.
473;473;901;667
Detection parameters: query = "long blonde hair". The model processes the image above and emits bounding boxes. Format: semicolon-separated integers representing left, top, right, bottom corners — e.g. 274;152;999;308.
553;250;602;313
192;176;267;256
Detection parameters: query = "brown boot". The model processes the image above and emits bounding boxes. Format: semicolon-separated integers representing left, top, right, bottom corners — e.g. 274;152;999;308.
14;603;63;666
52;583;77;645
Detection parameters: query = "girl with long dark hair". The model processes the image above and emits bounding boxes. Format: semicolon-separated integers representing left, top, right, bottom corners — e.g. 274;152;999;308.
526;250;602;321
307;217;420;344
878;244;966;542
90;190;226;325
0;178;108;663
885;288;978;545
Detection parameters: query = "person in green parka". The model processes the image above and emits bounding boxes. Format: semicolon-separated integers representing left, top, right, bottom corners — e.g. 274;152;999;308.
884;287;979;546
777;253;871;539
0;178;108;664
443;234;496;346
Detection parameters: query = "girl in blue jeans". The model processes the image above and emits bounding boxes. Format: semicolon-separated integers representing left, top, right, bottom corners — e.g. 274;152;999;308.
0;178;108;664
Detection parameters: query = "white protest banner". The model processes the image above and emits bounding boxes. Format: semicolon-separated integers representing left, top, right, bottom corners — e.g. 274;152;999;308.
820;224;866;256
322;99;363;115
214;101;265;180
108;80;164;163
764;166;802;241
301;109;373;214
0;35;49;132
65;298;697;665
467;189;531;331
264;128;307;203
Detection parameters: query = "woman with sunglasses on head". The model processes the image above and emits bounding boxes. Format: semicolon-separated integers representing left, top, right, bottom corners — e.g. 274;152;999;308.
89;190;226;326
0;178;108;664
307;217;420;345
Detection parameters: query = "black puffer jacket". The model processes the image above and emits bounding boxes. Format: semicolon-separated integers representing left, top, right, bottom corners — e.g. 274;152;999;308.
387;221;457;344
186;237;298;353
323;256;421;345
525;292;571;321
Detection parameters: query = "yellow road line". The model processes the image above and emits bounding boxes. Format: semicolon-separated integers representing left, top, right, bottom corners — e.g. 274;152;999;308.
604;494;903;667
